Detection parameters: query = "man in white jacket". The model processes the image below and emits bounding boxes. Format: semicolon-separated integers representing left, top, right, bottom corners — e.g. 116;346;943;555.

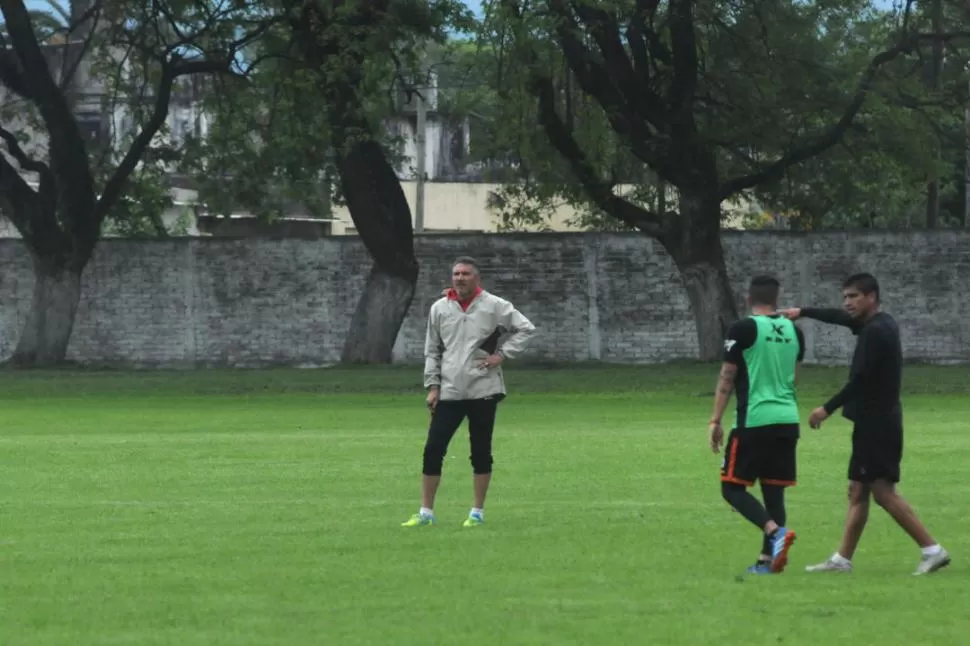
402;256;537;528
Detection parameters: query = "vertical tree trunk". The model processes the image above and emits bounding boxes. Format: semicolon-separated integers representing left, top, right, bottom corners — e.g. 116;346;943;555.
662;190;739;361
341;263;417;363
9;253;85;366
925;0;943;228
291;0;420;364
336;139;420;364
677;257;738;360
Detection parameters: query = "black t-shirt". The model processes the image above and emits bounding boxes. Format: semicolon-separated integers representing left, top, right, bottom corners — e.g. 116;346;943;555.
803;309;903;421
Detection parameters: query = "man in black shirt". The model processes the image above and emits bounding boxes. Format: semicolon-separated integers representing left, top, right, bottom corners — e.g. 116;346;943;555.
780;273;950;575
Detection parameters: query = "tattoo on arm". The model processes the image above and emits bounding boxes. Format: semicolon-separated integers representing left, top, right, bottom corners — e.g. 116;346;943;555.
711;363;737;421
718;365;737;390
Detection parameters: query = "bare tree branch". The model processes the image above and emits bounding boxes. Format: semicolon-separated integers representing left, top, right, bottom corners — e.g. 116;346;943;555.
92;40;137;174
0;146;51;244
55;2;105;90
0;122;48;175
539;0;671;173
0;145;36;203
94;57;237;222
0;49;31;100
626;0;662;82
0;0;97;220
531;70;668;236
668;0;698;116
495;0;670;232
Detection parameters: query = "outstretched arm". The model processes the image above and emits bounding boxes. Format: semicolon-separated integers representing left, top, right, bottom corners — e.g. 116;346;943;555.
802;307;860;329
781;307;863;333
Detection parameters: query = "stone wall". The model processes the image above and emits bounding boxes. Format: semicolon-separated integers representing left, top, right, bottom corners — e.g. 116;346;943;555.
0;231;966;366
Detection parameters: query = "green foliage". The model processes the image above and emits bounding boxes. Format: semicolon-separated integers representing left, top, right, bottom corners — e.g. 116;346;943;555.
0;0;268;240
179;62;340;221
97;148;189;237
179;0;476;221
466;0;970;231
9;0;966;238
750;101;946;230
451;0;649;230
743;1;970;229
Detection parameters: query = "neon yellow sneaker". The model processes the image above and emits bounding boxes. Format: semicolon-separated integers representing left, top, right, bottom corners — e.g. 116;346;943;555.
401;513;434;527
462;512;484;527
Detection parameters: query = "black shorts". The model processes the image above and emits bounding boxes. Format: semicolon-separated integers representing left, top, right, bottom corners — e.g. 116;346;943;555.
720;425;799;487
423;395;504;476
849;414;903;483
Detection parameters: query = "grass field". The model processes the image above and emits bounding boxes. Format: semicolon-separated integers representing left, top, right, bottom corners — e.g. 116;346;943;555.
2;362;968;645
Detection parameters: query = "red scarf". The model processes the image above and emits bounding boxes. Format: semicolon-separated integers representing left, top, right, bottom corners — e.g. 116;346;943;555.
447;287;482;312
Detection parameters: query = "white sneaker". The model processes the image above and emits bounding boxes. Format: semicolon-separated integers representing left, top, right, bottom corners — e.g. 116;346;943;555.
805;557;853;572
914;549;951;575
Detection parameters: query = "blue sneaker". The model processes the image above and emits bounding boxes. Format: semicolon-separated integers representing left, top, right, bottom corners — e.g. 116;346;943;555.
745;562;773;575
769;527;797;573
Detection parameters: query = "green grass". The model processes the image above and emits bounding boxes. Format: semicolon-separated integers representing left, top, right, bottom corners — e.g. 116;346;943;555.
1;363;968;645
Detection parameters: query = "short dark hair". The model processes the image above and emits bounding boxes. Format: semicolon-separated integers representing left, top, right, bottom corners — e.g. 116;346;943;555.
843;272;879;301
749;275;780;306
452;256;481;275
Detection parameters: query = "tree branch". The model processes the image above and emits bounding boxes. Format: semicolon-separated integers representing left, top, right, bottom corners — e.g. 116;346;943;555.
541;0;671;173
93;3;276;224
667;0;698;117
718;30;970;200
94;58;234;224
54;2;104;90
568;0;670;127
0;0;76;113
0;49;31;100
498;0;670;233
0;149;44;243
531;73;667;236
0;123;49;176
0;0;97;224
626;0;662;83
92;40;137;176
0;144;35;201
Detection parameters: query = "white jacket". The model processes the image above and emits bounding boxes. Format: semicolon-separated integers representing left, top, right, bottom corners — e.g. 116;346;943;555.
424;289;537;401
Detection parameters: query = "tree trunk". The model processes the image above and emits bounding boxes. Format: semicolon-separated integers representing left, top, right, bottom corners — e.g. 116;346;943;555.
340;263;417;363
662;190;738;361
290;0;420;364
677;257;738;361
335;138;419;364
9;253;84;366
925;0;943;229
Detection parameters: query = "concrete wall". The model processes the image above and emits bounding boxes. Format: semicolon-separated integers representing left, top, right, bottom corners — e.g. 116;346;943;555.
0;231;966;367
